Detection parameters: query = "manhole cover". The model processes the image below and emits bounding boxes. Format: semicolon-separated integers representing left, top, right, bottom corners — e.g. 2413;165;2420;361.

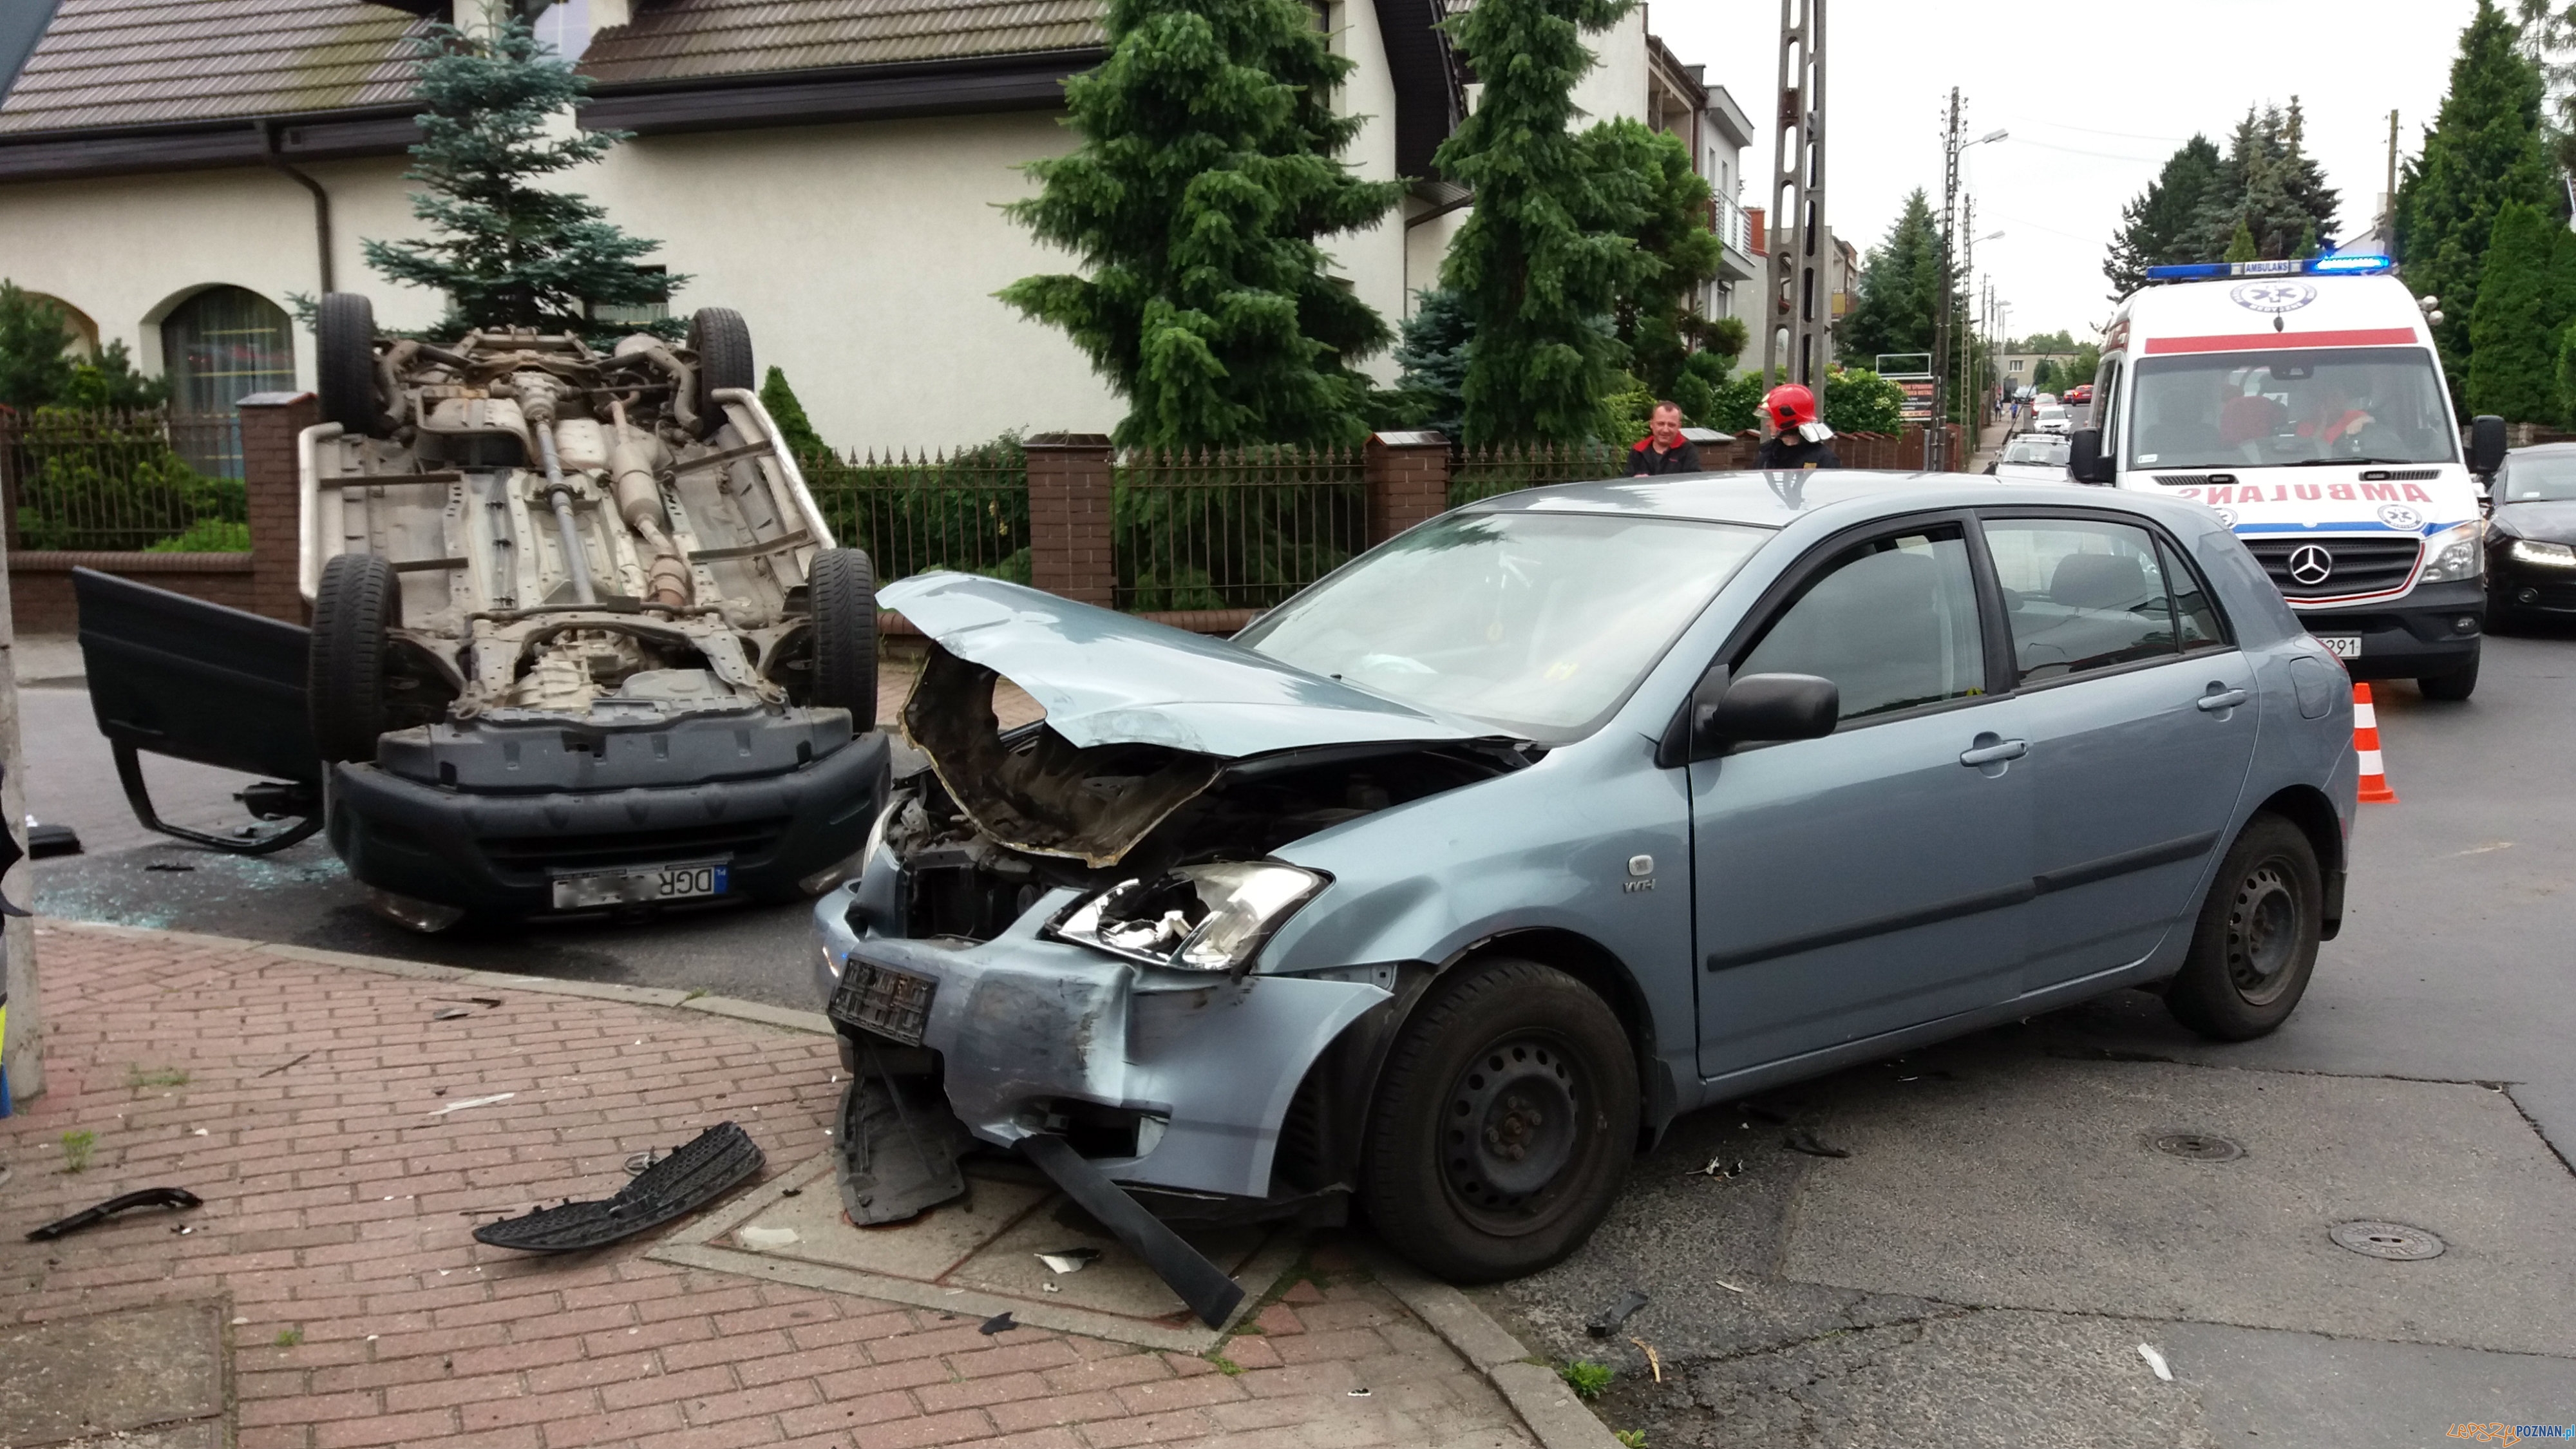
2149;1132;2244;1162
2329;1220;2445;1260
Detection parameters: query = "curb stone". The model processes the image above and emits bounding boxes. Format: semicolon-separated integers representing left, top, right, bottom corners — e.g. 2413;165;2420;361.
1356;1242;1625;1449
36;914;1600;1448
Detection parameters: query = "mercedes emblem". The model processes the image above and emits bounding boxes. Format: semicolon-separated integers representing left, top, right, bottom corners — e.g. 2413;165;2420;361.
2287;544;2334;587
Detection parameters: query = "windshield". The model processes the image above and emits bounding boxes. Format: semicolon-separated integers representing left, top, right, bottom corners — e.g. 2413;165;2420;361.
2128;346;2458;471
2496;453;2576;502
2003;437;2069;466
1238;510;1770;741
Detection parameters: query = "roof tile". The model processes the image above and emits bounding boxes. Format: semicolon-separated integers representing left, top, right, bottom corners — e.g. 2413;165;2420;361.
0;0;431;135
578;0;1104;86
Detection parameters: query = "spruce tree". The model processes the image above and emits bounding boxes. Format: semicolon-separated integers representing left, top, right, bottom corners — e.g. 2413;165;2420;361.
1433;0;1648;445
1593;120;1723;406
1390;287;1473;441
2468;202;2568;422
2104;136;2221;297
2398;0;2562;378
364;6;680;338
1836;191;1945;367
1002;0;1401;449
2186;106;2339;263
2223;220;2260;263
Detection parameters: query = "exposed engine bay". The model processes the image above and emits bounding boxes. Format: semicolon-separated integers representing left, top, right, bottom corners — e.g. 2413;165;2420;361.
882;643;1525;955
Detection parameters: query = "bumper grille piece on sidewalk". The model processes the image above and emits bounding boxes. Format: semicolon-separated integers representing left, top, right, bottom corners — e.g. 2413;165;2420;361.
473;1121;764;1251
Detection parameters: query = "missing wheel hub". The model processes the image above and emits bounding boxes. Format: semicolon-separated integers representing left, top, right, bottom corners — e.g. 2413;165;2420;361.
2148;1132;2244;1162
2329;1220;2444;1260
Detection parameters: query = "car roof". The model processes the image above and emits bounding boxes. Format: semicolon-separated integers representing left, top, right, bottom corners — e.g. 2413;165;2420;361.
2505;442;2576;457
1463;471;2180;530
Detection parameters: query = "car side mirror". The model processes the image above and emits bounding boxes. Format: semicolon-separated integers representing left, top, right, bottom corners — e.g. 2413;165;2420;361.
1695;672;1839;753
2470;415;2508;477
2068;427;2109;484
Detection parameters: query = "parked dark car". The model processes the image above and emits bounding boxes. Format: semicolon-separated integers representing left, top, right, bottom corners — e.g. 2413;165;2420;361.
814;472;2360;1302
2485;443;2576;629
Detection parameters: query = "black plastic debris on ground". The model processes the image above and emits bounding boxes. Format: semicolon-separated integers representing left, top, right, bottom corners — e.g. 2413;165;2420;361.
27;1188;202;1242
978;1312;1017;1335
26;822;80;858
473;1123;762;1252
1783;1128;1850;1159
1587;1289;1650;1338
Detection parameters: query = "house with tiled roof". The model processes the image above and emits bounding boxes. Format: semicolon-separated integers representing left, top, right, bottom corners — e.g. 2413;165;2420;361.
0;0;1753;446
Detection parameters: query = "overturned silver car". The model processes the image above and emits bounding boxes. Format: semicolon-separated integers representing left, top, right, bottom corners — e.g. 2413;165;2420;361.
79;293;886;922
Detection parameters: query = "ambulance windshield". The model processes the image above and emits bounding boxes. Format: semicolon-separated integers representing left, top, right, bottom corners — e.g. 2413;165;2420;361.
2126;346;2458;472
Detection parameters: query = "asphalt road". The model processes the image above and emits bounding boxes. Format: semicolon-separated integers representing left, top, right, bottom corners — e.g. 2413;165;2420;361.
21;622;2576;1444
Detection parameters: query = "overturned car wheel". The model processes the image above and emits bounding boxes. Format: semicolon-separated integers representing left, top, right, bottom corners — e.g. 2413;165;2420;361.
1362;958;1637;1283
309;553;398;763
316;292;384;438
807;548;878;726
688;307;754;439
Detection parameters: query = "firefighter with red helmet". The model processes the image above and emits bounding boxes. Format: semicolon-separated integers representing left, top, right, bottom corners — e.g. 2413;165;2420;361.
1757;383;1842;470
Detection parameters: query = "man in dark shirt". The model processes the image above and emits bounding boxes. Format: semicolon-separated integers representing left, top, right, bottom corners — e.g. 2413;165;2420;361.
1756;383;1842;469
1628;402;1703;475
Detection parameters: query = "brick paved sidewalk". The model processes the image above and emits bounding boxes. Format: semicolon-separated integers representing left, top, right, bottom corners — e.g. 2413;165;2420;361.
0;922;1539;1449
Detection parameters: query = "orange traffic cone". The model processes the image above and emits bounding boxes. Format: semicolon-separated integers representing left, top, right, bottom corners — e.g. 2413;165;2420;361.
2354;682;2398;804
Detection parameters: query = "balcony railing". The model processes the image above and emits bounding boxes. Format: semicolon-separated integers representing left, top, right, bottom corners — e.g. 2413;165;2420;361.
1712;194;1756;258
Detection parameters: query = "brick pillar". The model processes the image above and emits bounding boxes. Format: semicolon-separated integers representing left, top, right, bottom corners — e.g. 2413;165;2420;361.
1365;431;1450;544
1023;433;1116;609
239;391;318;624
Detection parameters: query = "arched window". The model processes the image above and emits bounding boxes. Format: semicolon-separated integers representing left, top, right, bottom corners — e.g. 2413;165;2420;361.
160;286;294;417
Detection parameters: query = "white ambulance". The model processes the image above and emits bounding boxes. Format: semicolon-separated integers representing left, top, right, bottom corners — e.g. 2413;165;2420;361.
2069;256;2505;699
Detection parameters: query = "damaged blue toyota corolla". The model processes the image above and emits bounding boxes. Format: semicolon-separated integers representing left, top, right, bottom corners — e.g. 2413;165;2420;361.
813;473;2357;1320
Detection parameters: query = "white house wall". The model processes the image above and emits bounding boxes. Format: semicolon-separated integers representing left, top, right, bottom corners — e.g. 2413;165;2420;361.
1;83;1426;447
1569;9;1648;126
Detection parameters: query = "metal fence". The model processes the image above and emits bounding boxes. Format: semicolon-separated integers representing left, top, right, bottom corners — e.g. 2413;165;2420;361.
0;410;249;552
1115;446;1367;611
800;446;1032;585
1447;441;1627;507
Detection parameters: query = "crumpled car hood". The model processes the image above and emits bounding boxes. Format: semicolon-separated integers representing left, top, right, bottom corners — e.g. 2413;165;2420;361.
882;573;1504;756
884;573;1520;866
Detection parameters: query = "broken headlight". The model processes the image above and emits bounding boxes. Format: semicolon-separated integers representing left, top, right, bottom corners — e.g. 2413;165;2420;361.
1049;862;1327;972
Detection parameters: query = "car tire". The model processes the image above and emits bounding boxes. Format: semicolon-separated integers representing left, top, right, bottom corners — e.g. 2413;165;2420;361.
317;292;383;438
688;307;755;439
2164;814;2323;1042
807;547;877;728
2417;649;2479;702
309;553;399;764
1361;957;1637;1283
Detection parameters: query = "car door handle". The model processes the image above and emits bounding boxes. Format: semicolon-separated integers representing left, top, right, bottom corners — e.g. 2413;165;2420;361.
1958;738;2029;766
2196;688;2250;712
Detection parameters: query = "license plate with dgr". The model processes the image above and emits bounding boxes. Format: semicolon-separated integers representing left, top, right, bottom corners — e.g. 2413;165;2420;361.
2313;636;2362;659
550;861;729;910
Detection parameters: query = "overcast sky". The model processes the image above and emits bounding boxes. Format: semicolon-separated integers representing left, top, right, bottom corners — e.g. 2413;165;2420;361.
1645;0;2492;345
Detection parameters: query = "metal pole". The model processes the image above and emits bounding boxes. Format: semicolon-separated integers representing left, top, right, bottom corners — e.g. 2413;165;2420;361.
1931;88;1960;469
1766;0;1826;390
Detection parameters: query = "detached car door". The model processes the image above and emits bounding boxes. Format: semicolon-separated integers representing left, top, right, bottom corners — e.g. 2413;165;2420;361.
1692;516;2032;1079
1978;513;2257;992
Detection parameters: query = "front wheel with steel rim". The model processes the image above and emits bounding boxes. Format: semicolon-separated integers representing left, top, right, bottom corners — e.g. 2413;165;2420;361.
2165;813;2323;1041
1361;958;1638;1282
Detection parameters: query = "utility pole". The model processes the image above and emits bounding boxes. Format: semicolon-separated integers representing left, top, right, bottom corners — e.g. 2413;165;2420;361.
1764;0;1828;392
2382;109;2399;241
1931;88;1962;469
1959;194;1977;446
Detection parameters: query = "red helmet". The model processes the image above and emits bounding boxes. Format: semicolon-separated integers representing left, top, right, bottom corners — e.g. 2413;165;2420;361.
1765;383;1819;429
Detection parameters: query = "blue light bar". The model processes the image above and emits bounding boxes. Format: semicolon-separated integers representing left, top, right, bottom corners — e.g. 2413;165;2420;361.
2142;255;2396;282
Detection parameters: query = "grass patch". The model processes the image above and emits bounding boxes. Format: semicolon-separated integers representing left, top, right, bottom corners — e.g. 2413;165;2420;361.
1204;1354;1243;1376
126;1065;190;1089
59;1130;96;1173
273;1328;303;1347
1616;1432;1648;1448
1558;1360;1615;1401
